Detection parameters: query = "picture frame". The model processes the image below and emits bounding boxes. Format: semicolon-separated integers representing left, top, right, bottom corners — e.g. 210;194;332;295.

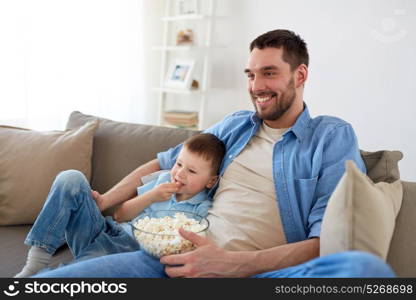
176;29;194;46
165;59;196;90
176;0;198;16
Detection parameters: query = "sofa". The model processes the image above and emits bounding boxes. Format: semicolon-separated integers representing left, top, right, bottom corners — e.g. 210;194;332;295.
0;111;415;277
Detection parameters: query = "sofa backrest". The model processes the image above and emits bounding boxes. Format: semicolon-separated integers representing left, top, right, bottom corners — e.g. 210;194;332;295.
66;111;198;194
386;181;416;277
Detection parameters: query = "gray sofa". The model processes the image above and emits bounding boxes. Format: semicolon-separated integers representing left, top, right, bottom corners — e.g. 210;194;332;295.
1;111;415;277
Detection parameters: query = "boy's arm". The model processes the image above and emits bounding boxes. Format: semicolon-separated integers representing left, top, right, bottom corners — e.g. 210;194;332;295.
113;193;153;223
113;182;181;222
98;159;161;211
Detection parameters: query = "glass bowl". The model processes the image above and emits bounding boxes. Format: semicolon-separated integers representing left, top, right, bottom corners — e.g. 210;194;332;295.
131;210;209;258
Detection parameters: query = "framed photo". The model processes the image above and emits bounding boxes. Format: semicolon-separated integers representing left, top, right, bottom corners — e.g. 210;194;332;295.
165;59;195;89
176;29;194;46
176;0;198;15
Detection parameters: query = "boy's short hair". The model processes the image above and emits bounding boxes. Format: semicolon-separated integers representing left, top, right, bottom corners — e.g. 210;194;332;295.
183;133;225;175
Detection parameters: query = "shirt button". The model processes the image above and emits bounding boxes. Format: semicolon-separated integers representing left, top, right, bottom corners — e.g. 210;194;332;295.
229;154;233;158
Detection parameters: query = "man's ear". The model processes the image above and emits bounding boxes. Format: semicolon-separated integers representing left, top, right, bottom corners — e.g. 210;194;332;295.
295;64;308;88
206;175;219;189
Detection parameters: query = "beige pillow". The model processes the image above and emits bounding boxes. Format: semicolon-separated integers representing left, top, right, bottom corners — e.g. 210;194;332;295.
320;161;403;260
0;121;98;225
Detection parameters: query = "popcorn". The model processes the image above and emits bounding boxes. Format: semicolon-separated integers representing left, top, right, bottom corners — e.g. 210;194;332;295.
133;212;208;258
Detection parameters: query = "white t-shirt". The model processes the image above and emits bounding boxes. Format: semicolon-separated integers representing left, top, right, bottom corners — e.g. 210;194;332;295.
207;122;288;251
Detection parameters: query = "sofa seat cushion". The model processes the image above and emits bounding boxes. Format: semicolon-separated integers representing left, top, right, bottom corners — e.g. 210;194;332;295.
0;225;72;277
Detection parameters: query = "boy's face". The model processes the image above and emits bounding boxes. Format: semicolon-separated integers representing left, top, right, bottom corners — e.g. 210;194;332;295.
171;146;218;198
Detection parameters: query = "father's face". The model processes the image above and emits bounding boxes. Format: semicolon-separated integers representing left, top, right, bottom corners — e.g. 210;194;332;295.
245;47;296;121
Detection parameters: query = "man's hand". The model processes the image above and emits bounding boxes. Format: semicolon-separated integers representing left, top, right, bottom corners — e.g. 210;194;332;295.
160;228;245;278
91;190;107;212
148;182;181;203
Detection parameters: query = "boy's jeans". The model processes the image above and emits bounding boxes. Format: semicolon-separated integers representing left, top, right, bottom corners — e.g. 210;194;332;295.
25;170;139;261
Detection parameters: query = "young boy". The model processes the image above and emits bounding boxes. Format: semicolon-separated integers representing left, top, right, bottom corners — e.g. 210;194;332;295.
15;133;225;277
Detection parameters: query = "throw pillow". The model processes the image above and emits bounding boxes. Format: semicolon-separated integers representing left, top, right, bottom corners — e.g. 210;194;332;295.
360;150;403;183
0;121;98;225
320;161;403;260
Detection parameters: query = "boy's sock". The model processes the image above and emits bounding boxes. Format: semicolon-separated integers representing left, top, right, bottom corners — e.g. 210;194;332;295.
14;246;52;278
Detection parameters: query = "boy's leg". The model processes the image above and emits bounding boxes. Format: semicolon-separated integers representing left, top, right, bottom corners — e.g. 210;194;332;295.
252;251;396;278
33;250;166;278
18;170;107;277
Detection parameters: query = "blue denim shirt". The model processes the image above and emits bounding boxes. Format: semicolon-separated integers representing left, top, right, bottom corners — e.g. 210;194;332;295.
157;105;366;244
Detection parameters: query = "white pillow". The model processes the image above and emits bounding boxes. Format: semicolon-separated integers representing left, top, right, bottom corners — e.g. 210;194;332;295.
320;161;403;260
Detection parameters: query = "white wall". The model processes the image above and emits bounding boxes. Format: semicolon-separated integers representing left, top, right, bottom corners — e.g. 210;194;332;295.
1;0;414;180
153;0;415;180
0;0;145;130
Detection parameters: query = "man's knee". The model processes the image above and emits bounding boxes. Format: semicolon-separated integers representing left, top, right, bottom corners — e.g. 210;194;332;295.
337;251;396;277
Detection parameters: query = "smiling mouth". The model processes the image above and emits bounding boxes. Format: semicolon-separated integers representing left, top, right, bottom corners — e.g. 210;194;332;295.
255;94;276;105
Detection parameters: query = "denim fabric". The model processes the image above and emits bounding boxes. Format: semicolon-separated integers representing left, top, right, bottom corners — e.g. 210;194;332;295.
33;250;395;278
157;105;366;243
25;170;140;260
252;251;395;278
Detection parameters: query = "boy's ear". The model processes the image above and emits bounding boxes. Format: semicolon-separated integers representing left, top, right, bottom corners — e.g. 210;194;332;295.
206;175;219;189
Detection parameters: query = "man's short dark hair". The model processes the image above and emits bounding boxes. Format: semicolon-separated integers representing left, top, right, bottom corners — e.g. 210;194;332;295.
183;133;225;175
249;29;309;71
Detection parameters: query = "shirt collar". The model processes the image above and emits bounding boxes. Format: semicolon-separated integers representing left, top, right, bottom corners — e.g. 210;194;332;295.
250;102;311;142
174;189;208;205
287;103;311;142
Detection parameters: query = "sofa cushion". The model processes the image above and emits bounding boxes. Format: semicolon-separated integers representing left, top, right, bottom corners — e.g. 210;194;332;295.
66;111;198;195
386;181;416;276
0;121;97;225
0;225;73;277
360;150;403;183
320;161;403;261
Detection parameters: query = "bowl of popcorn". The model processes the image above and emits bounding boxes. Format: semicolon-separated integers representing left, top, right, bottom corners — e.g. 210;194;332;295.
132;210;209;258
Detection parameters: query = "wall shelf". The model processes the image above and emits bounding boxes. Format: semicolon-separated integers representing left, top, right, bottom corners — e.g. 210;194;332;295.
154;0;217;130
162;14;206;21
153;87;203;95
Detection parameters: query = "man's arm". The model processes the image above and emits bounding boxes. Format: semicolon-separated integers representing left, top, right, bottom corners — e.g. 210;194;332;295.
99;159;161;211
160;229;319;278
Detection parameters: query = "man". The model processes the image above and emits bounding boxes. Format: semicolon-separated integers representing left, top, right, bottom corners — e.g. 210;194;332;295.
34;29;394;278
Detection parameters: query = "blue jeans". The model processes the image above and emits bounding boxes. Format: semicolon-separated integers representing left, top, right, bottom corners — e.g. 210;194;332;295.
33;249;395;278
26;170;140;261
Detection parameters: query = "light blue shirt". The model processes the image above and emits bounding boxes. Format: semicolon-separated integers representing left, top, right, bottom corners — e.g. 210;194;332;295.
157;104;366;244
119;171;212;236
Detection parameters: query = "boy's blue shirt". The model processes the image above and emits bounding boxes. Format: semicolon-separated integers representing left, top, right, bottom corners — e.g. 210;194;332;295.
136;171;211;217
119;171;212;236
157;104;366;243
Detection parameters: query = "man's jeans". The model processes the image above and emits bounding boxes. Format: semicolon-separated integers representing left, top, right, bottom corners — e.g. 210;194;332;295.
34;248;395;278
26;170;139;261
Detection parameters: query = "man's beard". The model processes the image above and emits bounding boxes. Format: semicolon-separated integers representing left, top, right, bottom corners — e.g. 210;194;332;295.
252;77;296;121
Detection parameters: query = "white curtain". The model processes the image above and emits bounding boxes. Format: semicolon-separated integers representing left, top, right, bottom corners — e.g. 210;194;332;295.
0;0;146;130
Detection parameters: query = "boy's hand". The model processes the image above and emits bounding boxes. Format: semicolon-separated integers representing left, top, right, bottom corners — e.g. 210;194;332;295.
149;182;181;203
92;190;107;211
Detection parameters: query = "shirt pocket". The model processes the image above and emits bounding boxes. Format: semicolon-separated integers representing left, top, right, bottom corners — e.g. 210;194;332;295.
294;177;318;206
